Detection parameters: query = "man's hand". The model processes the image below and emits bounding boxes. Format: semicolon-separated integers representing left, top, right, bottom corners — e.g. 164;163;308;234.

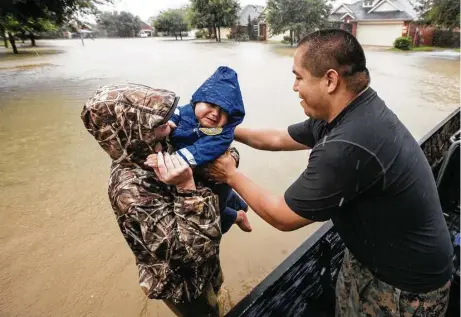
207;151;238;184
146;152;196;190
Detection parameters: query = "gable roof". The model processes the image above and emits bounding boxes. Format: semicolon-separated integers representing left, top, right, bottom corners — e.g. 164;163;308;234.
331;3;355;15
368;0;402;13
341;12;356;20
237;5;265;26
140;21;153;30
328;0;416;22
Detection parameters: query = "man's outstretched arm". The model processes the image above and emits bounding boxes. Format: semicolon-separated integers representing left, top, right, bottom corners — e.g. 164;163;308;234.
235;126;309;151
208;152;313;232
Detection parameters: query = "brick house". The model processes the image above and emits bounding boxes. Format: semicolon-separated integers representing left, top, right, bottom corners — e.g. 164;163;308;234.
328;0;417;46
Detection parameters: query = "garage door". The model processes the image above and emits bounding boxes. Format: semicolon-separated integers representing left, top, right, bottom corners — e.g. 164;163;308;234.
356;23;403;46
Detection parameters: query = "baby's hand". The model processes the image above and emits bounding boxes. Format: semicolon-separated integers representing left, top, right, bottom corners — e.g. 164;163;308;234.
145;154;159;168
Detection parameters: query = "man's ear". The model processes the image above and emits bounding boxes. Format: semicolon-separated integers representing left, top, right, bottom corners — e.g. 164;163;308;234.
325;69;339;94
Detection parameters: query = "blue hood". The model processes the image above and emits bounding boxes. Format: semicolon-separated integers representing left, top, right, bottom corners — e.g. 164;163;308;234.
191;66;245;127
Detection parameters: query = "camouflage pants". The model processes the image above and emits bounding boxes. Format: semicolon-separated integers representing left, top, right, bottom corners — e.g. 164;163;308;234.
336;249;451;317
163;268;229;317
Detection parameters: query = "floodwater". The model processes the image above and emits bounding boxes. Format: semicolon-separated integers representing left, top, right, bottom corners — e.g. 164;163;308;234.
0;38;459;317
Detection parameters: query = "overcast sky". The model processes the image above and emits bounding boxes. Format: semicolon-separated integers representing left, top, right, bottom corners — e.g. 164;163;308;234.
99;0;268;21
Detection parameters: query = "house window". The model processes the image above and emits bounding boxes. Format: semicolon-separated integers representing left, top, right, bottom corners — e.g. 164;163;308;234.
363;0;374;7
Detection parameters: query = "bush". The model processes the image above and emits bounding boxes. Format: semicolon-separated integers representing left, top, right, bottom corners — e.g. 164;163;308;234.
240;34;250;41
393;36;412;50
433;29;460;48
283;35;292;42
195;29;208;39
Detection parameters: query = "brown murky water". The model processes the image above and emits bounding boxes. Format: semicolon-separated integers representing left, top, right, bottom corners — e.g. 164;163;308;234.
0;38;459;317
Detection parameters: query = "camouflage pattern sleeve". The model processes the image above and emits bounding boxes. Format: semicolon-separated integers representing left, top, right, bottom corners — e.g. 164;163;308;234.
174;186;222;264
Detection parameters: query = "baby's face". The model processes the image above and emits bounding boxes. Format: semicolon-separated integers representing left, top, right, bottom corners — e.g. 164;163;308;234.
194;102;228;128
153;122;171;140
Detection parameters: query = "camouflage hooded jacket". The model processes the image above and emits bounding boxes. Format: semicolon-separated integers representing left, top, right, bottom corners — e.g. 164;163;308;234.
81;83;227;303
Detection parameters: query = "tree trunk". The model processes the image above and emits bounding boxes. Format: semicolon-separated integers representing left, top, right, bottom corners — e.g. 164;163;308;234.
8;33;18;54
180;31;183;40
290;30;294;46
21;31;25;43
218;27;221;42
30;33;36;47
174;32;178;40
1;25;8;48
214;26;218;42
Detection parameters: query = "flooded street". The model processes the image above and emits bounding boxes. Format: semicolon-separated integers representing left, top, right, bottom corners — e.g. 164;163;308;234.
0;38;459;317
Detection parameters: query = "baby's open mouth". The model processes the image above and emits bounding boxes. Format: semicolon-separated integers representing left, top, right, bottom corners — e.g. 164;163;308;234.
204;117;218;125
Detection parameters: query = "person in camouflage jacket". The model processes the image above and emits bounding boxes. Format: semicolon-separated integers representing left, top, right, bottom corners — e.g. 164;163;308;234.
81;83;236;316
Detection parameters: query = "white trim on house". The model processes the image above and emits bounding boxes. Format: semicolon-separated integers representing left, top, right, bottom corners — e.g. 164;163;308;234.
357;20;404;24
368;0;402;13
331;4;354;15
340;12;356;20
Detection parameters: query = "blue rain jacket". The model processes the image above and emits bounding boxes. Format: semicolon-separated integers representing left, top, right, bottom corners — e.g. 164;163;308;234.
169;66;245;167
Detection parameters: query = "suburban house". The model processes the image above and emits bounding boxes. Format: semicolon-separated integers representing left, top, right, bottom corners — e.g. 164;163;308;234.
328;0;417;46
232;5;266;40
139;21;155;37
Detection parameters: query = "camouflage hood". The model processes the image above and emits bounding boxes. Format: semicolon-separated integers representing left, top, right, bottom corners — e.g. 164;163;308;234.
81;83;179;167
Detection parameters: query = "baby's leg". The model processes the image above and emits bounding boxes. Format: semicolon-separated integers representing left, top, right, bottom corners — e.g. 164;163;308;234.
221;206;252;233
226;190;248;212
220;206;238;234
207;182;251;233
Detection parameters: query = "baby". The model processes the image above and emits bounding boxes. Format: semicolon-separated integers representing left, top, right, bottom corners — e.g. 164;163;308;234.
147;66;251;233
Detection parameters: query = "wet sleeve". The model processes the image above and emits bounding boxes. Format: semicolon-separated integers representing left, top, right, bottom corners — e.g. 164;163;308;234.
284;141;384;221
174;186;221;239
175;132;234;167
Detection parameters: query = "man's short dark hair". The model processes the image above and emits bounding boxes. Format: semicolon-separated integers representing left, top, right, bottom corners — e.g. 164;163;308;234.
297;29;370;93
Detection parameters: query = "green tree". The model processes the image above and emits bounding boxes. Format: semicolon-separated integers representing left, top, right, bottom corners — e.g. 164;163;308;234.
266;0;331;46
247;14;258;40
22;17;58;46
0;16;9;48
1;15;21;53
0;0;109;53
189;0;239;42
416;0;460;29
96;11;142;37
96;12;118;36
117;11;142;37
154;8;190;40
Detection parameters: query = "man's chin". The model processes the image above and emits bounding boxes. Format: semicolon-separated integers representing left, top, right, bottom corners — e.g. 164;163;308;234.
303;108;313;118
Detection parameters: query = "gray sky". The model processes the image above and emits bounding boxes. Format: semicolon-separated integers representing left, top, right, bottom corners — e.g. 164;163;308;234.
99;0;268;21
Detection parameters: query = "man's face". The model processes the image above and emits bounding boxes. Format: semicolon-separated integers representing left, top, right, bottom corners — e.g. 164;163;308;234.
194;102;228;128
292;46;330;120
